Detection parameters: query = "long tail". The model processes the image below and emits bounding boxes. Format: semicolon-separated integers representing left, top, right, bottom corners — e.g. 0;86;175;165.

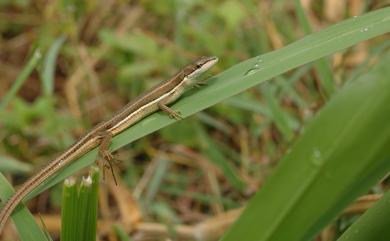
0;165;54;233
0;132;100;234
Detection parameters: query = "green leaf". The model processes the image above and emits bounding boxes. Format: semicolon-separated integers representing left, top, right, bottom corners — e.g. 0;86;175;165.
293;0;335;97
61;167;99;241
0;49;42;112
160;118;199;147
113;224;133;241
41;36;66;96
260;84;294;140
119;61;158;78
0;156;32;174
144;158;170;205
223;95;272;117
337;190;390;241
198;127;245;191
221;50;390;241
99;30;158;57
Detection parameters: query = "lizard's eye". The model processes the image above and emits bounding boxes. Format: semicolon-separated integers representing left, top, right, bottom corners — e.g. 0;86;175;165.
196;64;202;69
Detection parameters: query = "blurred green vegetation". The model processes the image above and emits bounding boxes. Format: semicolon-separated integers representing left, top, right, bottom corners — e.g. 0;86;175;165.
0;0;389;240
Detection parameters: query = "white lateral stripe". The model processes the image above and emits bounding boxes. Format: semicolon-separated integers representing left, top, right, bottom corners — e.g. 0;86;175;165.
108;80;185;131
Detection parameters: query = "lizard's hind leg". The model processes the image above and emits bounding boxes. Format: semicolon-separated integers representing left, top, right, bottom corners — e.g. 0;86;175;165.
97;131;118;185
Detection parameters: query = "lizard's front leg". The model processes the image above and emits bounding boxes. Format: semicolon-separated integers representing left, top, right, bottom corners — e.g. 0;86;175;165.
158;102;183;120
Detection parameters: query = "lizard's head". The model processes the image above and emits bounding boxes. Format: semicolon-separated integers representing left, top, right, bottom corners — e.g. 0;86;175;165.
184;56;218;80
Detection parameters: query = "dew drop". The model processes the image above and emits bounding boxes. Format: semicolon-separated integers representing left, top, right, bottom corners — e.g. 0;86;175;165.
244;68;259;76
244;58;264;76
35;50;42;59
314;149;321;159
311;148;323;167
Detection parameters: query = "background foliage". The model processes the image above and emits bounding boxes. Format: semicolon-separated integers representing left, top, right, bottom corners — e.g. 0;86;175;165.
0;0;389;240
